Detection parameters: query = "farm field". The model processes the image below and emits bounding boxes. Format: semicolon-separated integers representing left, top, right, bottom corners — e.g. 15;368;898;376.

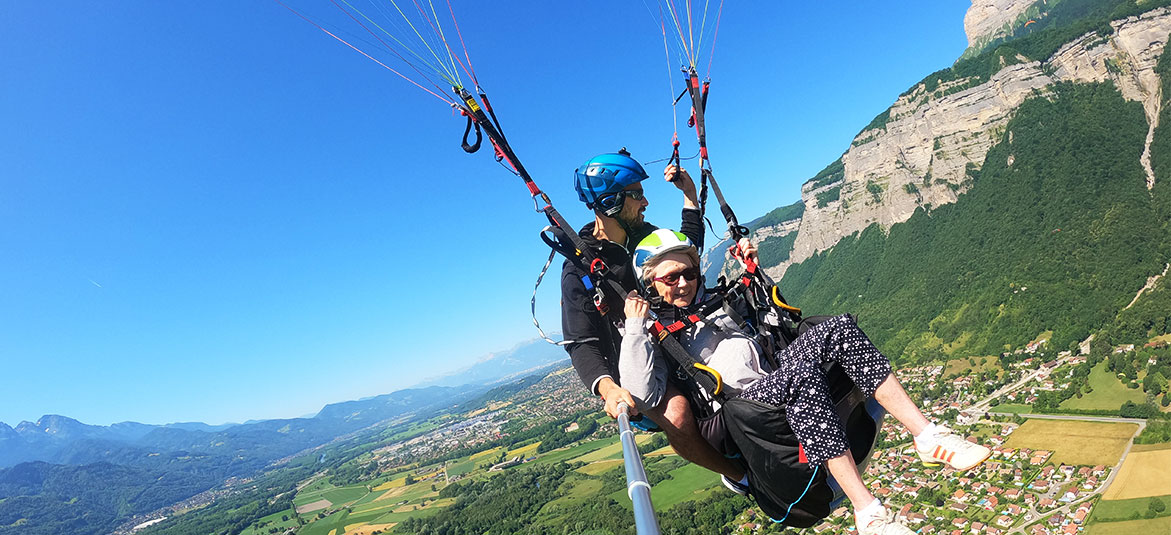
529;437;613;466
239;509;298;535
1102;443;1171;500
576;459;623;475
609;461;721;511
943;355;1002;377
469;446;504;461
507;441;541;458
1059;361;1146;411
1084;515;1171;535
1004;419;1137;466
1091;494;1171;522
572;434;654;464
993;403;1033;413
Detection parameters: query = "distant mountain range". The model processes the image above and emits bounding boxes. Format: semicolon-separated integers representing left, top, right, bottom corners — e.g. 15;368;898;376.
0;337;568;473
414;336;570;388
0;338;570;535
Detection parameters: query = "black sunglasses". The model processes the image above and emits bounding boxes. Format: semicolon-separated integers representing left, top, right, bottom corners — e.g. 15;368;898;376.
653;266;700;286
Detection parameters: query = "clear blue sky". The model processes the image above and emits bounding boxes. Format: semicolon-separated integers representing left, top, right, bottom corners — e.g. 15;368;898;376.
0;1;971;426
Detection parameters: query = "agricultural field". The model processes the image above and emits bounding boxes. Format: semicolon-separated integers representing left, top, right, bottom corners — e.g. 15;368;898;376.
1090;494;1171;522
528;437;614;466
1085;516;1171;535
239;509;298;535
283;428;676;534
468;446;504;462
571;434;653;464
1059;361;1146;411
943;355;1002;378
1102;443;1171;500
506;440;541;458
609;461;720;511
993;403;1034;413
576;459;623;475
1003;419;1138;466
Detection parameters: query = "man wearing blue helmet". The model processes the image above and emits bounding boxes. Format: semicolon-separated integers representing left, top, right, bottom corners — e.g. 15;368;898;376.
560;149;744;483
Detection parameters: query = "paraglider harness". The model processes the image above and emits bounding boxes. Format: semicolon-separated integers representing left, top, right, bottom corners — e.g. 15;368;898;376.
454;77;882;528
642;262;883;527
624;70;882;527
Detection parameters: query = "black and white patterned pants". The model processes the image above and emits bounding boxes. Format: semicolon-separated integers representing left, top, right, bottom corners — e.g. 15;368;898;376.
739;314;892;466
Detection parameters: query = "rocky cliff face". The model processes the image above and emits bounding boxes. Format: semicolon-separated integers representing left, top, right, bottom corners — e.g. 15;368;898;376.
964;0;1039;51
762;6;1171;280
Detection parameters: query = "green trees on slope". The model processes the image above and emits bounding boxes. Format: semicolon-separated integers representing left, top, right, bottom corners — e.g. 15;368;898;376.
780;82;1168;362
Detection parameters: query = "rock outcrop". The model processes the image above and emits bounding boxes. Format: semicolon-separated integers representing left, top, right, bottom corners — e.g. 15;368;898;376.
761;6;1171;280
964;0;1039;51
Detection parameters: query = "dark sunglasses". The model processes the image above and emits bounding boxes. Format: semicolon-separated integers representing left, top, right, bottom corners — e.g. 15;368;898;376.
595;189;645;214
623;190;646;201
653;266;700;286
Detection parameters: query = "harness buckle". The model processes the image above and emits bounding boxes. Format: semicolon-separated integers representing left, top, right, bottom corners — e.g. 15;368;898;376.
589;258;608;276
592;289;609;315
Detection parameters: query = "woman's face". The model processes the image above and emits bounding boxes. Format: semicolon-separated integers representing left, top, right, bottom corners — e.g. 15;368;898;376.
649;251;700;307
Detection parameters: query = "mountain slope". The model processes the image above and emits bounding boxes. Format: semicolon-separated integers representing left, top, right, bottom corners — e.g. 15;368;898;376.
745;2;1171;281
780;81;1165;360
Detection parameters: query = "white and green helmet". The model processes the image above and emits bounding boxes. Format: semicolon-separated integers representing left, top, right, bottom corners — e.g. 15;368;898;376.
633;229;695;280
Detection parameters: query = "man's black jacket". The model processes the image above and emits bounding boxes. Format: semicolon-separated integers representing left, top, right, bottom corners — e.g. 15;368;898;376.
560;208;705;394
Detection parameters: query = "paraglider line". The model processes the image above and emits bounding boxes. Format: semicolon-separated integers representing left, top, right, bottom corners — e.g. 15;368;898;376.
275;0;454;104
339;0;459;88
445;0;480;86
705;0;723;76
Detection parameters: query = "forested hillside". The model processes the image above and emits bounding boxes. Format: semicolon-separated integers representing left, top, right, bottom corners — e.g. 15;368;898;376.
780;81;1168;361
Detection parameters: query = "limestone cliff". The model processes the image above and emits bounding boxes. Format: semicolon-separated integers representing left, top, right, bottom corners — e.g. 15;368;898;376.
755;6;1171;281
964;0;1039;52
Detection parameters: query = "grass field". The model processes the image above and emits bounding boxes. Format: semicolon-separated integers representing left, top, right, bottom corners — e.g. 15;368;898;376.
322;487;370;506
571;435;653;464
609;461;721;511
1102;447;1171;500
445;456;478;477
1004;419;1137;466
1091;494;1171;522
372;476;407;492
943;355;1002;378
370;502;448;524
535;477;605;522
1059;361;1146;411
1085;516;1171;535
239;509;298;535
529;438;613;466
1132;443;1171;453
469;446;504;461
993;403;1034;413
576;459;623;475
646;446;676;457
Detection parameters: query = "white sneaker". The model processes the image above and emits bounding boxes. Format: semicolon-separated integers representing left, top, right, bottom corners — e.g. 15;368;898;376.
856;511;916;535
720;475;749;496
915;425;992;470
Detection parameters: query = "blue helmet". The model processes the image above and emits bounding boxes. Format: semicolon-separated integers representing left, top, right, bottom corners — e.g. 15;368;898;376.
574;150;649;216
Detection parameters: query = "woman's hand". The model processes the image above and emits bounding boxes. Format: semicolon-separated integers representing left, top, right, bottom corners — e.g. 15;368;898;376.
735;237;759;267
624;290;650;319
664;164;699;209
